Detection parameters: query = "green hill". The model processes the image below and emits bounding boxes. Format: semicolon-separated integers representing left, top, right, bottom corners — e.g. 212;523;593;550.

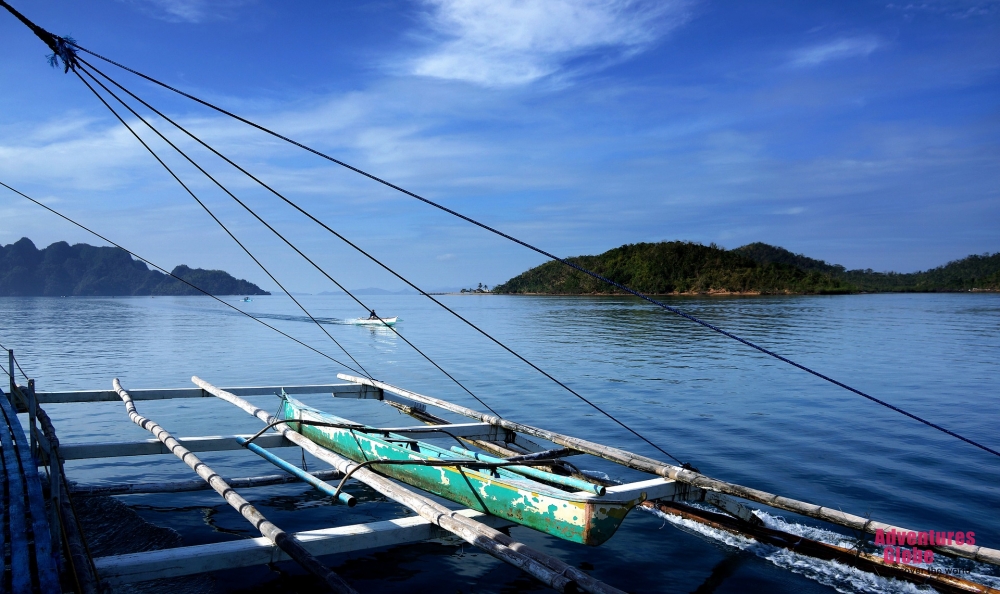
734;243;1000;292
0;238;269;297
494;241;1000;295
493;241;853;295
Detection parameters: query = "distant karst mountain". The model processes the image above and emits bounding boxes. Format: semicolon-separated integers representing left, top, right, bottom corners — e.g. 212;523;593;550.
0;238;269;297
493;241;1000;295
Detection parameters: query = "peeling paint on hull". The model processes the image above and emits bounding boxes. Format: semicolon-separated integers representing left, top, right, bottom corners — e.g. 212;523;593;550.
281;397;641;545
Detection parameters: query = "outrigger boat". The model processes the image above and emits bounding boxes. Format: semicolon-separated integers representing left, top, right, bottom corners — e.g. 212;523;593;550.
279;394;643;545
351;316;397;326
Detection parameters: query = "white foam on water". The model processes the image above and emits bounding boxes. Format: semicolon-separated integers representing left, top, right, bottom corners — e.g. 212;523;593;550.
752;510;1000;589
580;469;616;483
638;505;999;593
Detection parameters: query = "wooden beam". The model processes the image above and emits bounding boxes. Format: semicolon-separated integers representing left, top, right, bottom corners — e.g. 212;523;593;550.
194;375;624;594
35;383;365;404
337;374;1000;568
58;433;292;460
113;379;357;593
590;477;679;501
95;510;514;585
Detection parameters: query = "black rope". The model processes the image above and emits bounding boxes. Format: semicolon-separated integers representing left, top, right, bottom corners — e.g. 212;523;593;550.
0;180;364;375
3;8;992;461
75;62;501;419
0;3;686;469
329;457;561;501
70;69;376;383
73;57;680;464
0;1;77;72
248;417;471;452
0;341;31;381
64;44;1000;462
12;354;29;382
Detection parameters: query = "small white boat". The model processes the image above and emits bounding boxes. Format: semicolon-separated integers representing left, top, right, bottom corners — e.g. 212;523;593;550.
352;316;397;326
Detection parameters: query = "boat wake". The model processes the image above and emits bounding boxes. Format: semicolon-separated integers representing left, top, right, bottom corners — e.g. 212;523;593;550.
216;310;347;325
639;504;1000;593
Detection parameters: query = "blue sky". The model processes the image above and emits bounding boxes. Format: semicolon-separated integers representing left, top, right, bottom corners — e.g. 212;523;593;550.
1;0;997;292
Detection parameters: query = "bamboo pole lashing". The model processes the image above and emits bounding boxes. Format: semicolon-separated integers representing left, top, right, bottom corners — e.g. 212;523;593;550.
113;379;358;594
338;373;1000;568
193;375;626;594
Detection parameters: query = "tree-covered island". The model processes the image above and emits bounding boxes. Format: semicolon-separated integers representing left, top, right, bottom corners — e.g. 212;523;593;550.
493;241;1000;295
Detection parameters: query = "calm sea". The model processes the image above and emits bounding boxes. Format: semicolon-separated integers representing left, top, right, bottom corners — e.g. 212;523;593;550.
1;293;998;593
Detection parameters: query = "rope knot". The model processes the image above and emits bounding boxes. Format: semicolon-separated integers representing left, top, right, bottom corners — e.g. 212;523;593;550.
47;35;78;73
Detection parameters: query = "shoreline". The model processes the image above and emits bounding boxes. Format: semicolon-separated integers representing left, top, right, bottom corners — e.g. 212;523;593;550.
459;289;1000;297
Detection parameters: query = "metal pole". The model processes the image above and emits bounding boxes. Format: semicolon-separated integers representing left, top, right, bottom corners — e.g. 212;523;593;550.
236;437;355;506
27;378;37;459
7;349;13;406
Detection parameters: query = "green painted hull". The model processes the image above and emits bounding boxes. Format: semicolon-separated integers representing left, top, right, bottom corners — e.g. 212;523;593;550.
280;396;642;545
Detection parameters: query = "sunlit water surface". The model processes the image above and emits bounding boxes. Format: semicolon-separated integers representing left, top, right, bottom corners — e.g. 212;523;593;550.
1;293;998;593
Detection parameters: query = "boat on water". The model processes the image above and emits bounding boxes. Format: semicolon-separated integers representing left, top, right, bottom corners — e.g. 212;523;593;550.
351;316;397;326
1;7;996;590
279;394;641;545
241;297;253;302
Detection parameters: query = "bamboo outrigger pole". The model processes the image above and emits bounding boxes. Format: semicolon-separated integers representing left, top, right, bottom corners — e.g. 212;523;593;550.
192;375;625;594
112;379;358;594
337;374;1000;568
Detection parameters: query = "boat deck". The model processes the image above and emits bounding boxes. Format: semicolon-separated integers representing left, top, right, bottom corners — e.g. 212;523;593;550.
0;384;60;593
2;355;998;593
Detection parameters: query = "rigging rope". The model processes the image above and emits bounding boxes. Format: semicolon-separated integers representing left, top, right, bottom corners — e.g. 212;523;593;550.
0;6;994;461
70;70;377;383
75;63;501;418
0;181;365;376
76;59;683;464
0;337;30;382
61;43;1000;462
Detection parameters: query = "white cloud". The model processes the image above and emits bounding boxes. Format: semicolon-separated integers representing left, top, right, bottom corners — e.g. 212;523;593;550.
410;0;691;87
790;36;882;67
886;1;999;19
119;0;256;24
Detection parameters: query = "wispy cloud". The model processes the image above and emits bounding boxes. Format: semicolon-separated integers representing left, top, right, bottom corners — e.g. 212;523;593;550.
409;0;692;87
118;0;256;24
790;36;882;67
886;1;1000;19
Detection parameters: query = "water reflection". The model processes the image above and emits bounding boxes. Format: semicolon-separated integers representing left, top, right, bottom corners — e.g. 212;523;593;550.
1;293;998;592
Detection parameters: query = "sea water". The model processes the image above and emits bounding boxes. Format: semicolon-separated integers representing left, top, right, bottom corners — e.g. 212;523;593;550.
1;293;998;593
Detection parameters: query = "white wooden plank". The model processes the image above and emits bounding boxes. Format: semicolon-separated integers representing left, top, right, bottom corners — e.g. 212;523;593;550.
94;510;514;585
577;477;680;501
57;433;292;460
36;384;364;404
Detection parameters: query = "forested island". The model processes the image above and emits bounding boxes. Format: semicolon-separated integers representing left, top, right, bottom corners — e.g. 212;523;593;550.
0;238;269;296
493;241;1000;295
